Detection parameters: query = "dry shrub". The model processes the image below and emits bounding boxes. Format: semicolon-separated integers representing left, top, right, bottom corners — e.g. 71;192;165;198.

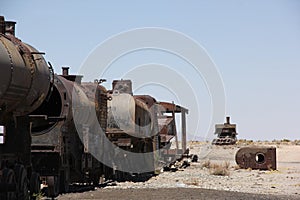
209;162;230;176
185;178;200;186
282;139;290;142
233;165;240;170
266;169;280;174
32;191;44;200
246;140;254;145
224;161;230;169
246;167;252;171
201;160;211;169
272;139;281;145
237;139;254;146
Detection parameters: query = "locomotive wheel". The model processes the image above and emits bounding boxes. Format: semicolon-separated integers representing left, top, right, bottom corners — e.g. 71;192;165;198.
14;164;29;200
29;172;40;195
1;168;16;200
47;176;59;197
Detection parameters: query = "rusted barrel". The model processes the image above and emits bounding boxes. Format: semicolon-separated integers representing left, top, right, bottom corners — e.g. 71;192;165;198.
235;146;276;170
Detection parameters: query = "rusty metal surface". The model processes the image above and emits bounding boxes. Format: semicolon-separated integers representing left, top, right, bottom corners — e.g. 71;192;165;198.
112;79;133;95
31;68;108;186
30;74;73;138
0;17;52;197
0;18;51;118
134;95;157;108
156;101;188;152
116;138;132;147
107;93;136;133
235;146;277;170
158;102;188;113
80;81;107;131
158;117;174;135
0;16;5;34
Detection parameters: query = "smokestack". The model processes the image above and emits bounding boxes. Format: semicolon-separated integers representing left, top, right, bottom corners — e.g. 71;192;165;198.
0;16;17;36
112;80;133;95
226;116;230;124
62;67;69;76
0;16;5;34
5;21;16;36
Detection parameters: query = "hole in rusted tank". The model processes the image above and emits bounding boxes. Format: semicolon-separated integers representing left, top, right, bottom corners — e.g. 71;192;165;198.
30;86;62;134
255;153;265;164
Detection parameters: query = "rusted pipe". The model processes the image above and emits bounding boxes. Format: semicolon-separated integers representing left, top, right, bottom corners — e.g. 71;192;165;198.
235;146;276;170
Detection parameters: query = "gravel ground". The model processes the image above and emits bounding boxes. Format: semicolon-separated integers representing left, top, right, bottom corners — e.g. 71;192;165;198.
58;188;298;200
58;142;300;200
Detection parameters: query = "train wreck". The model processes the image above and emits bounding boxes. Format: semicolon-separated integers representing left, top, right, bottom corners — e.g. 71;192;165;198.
0;16;190;199
212;116;238;145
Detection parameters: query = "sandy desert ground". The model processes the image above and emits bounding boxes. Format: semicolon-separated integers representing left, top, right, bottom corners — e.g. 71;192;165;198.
58;141;300;200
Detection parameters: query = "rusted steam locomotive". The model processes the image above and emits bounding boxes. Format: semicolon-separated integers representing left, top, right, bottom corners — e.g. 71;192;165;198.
0;16;189;199
0;16;53;199
212;116;238;145
30;67;108;196
106;80;189;179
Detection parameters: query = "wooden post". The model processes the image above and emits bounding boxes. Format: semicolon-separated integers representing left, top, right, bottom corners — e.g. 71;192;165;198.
172;103;179;153
181;109;187;153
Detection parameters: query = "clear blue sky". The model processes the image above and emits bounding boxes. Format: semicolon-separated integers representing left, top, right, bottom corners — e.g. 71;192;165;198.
1;0;300;140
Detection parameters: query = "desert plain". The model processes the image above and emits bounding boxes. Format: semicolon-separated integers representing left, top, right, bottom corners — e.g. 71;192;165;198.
58;140;300;200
